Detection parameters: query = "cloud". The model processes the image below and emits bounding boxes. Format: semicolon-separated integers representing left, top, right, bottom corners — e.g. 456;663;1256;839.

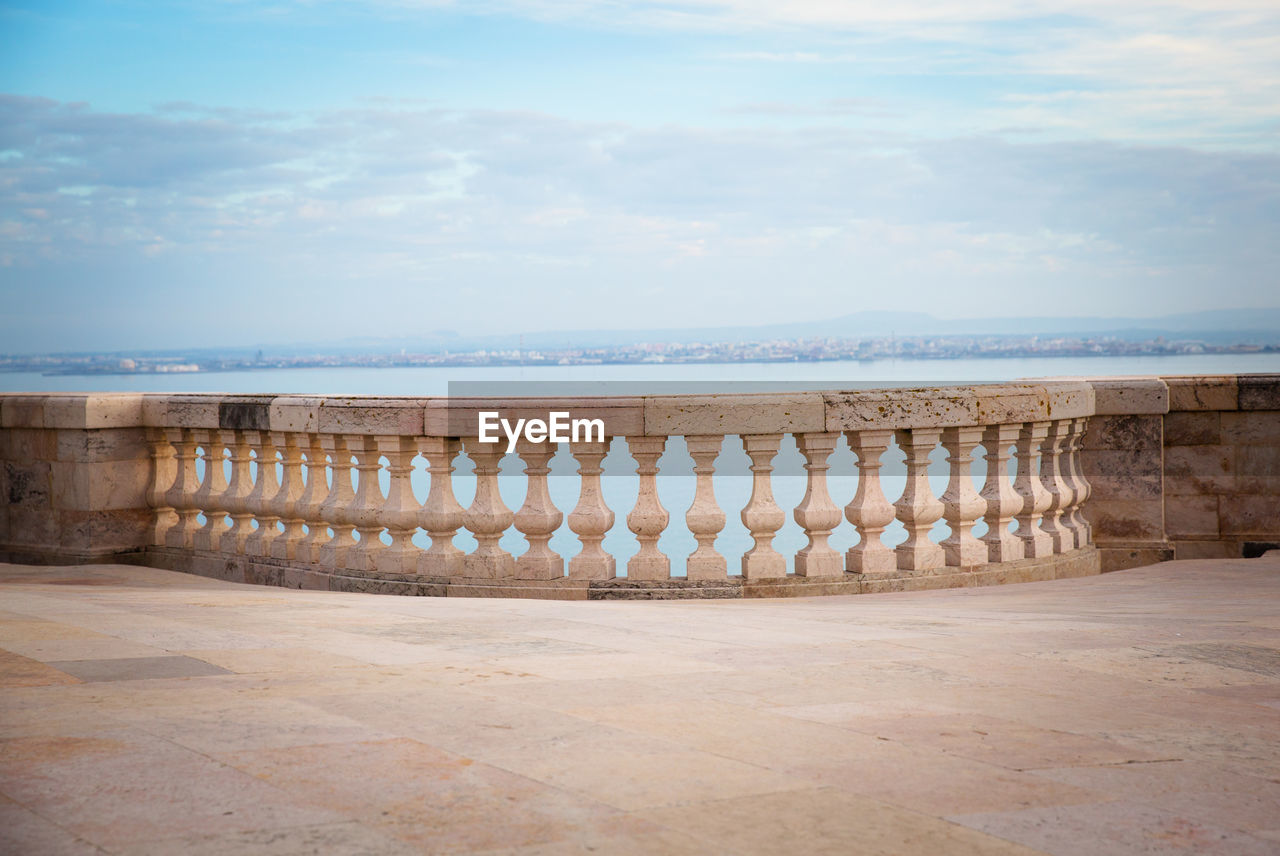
0;94;1276;350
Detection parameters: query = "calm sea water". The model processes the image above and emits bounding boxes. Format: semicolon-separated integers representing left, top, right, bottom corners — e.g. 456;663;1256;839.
7;353;1277;576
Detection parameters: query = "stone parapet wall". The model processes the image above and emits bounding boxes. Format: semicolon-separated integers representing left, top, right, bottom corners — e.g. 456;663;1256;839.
1079;374;1280;571
1;394;153;564
4;377;1272;598
1161;375;1280;560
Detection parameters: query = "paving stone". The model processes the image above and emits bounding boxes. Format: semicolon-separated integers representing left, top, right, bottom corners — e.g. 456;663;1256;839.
46;656;233;682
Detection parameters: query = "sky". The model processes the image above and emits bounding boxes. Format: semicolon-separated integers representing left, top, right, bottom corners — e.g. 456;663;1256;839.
1;0;1278;353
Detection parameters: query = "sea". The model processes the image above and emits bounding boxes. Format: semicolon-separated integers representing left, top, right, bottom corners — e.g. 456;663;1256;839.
6;353;1278;575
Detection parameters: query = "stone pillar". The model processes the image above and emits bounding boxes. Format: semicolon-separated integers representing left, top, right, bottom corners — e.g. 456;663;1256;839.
1081;379;1172;571
0;395;153;564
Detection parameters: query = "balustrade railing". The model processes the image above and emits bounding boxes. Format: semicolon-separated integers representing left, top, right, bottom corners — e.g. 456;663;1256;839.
141;384;1096;592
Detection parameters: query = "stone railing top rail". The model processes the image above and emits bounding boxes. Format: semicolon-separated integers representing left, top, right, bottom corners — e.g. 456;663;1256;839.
1;374;1276;434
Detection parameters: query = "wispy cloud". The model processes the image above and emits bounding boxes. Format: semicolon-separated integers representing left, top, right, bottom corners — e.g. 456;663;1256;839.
2;94;1276;349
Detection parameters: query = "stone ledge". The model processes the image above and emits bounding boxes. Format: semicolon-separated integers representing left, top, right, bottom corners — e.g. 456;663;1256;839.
130;545;1099;600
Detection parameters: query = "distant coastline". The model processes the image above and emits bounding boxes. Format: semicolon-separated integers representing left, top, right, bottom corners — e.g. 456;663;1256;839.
7;333;1278;378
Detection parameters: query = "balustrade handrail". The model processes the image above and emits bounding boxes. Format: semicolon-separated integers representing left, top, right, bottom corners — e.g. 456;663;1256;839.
131;382;1097;593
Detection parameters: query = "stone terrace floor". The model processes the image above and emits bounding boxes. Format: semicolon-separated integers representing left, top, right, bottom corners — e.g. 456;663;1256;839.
2;557;1279;855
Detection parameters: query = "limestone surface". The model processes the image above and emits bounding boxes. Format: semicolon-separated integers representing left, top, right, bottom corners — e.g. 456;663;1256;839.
2;555;1279;854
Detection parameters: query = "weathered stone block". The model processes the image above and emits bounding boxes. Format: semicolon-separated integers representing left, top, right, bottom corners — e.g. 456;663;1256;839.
43;394;145;429
1163;412;1219;447
1090;378;1168;416
5;428;56;462
1239;375;1280;411
1220;494;1280;537
55;507;152;553
650;393;823;436
1235;445;1280;495
1173;540;1238;560
1220;411;1280;445
1082;414;1162;451
1164;445;1234;493
0;396;48;428
142;395;221;428
217;397;275;431
55;428;149;463
1163;376;1239;412
1165;494;1219;538
317;397;429;435
268;396;325;433
1082;498;1164;541
5;460;50;505
5;505;59;548
49;459;151;511
1098;545;1175;572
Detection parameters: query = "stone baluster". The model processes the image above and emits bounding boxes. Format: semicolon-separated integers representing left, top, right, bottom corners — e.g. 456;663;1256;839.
222;430;256;555
295;435;331;564
243;431;281;558
317;434;357;569
894;428;945;571
462;436;515;578
147;429;177;546
377;435;421;573
1062;417;1092;548
270;433;306;561
1013;421;1053;559
567;438;615;580
794;432;843;578
940;426;987;567
685;435;727;580
844;429;897;575
164;428;200;550
740;433;786;580
513;438;563;580
980;424;1021;562
348;435;387;572
192;429;229;552
418;437;465;577
626;436;670;580
1038;420;1072;554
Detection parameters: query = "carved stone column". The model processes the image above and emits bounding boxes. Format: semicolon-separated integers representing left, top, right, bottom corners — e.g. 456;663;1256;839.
626;436;670;581
192;429;229;552
222;431;256;555
295;434;331;564
1062;417;1092;548
567;438;615;580
894;428;944;571
418;437;466;578
348;435;387;572
740;433;786;580
147;428;177;546
1014;421;1053;559
270;432;306;561
463;436;515;579
940;426;986;567
980;423;1021;562
377;435;421;574
317;434;356;569
1038;420;1072;553
685;435;727;580
514;438;563;580
164;427;200;550
243;431;281;558
794;432;843;578
845;429;896;575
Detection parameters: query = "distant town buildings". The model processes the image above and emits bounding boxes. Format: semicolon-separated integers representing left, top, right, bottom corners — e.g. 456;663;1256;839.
0;333;1273;376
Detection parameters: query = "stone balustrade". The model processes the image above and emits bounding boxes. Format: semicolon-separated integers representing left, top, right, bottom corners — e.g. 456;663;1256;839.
2;377;1275;598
